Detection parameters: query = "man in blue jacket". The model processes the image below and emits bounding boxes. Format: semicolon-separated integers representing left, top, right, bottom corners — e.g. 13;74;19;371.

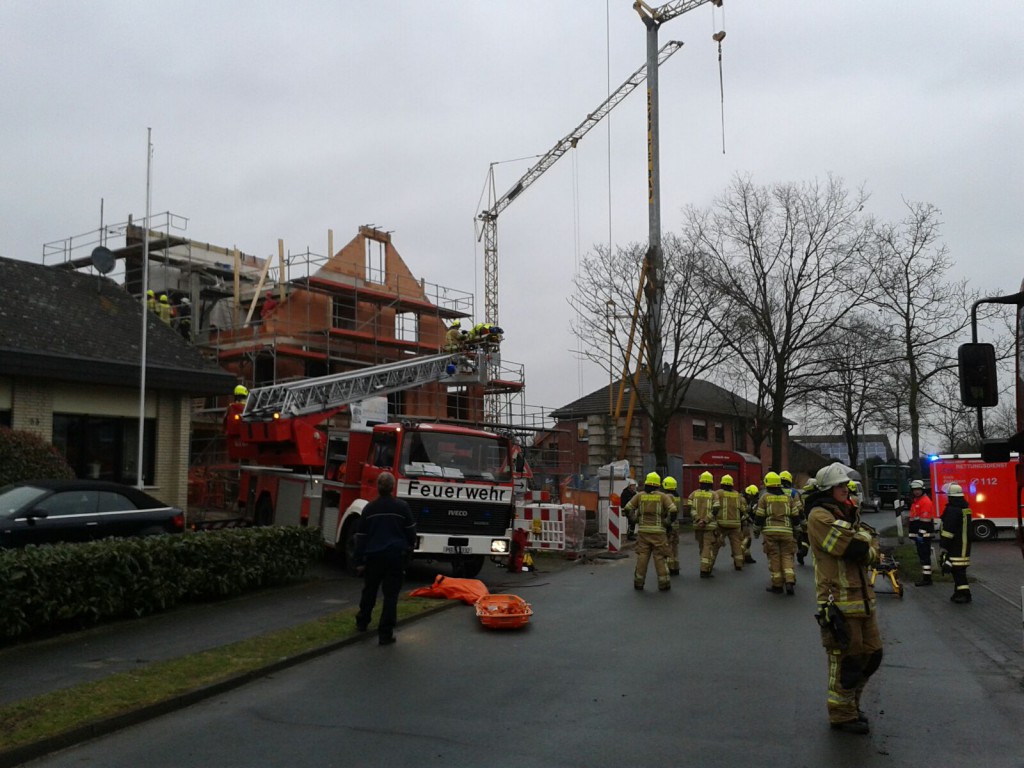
354;472;418;645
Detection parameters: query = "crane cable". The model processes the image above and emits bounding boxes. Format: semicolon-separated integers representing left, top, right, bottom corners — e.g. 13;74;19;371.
712;4;727;155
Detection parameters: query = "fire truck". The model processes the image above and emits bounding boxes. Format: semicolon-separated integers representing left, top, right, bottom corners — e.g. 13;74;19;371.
224;349;516;577
927;454;1019;540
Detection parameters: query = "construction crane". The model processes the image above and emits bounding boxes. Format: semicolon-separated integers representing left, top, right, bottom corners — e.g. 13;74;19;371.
632;0;723;386
476;40;684;328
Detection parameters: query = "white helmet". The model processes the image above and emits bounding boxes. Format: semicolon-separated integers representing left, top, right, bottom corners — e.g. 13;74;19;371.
947;483;963;497
815;462;853;491
910;479;925;491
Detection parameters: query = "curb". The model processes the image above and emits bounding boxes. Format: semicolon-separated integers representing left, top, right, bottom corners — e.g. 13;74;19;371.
0;600;459;768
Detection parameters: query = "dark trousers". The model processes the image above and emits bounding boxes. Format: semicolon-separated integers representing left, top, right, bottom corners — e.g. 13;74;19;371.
356;549;405;639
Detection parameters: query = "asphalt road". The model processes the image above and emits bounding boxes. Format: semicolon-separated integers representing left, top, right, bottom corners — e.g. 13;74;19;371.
21;537;1024;768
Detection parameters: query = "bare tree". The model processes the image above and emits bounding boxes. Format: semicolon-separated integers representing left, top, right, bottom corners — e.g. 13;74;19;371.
804;316;898;468
682;174;874;467
570;235;725;469
868;201;981;465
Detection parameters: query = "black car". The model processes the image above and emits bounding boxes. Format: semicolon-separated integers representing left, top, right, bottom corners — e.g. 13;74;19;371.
0;480;185;548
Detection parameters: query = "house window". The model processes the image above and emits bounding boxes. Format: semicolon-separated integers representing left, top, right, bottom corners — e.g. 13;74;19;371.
395;312;419;343
577;422;589;443
52;414;156;486
387;390;405;420
447;386;469;421
365;238;386;285
733;421;746;452
332;295;357;330
714;421;725;442
692;418;707;441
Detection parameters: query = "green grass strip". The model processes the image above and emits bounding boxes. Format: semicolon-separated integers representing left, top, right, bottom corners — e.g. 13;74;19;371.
0;596;441;752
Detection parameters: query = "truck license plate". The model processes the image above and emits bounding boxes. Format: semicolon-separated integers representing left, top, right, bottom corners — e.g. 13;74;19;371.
443;545;472;554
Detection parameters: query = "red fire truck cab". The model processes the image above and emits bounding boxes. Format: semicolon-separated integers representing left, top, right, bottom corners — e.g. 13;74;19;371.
927;453;1019;540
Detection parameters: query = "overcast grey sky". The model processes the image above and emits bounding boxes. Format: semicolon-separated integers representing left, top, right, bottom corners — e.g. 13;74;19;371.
2;1;1022;423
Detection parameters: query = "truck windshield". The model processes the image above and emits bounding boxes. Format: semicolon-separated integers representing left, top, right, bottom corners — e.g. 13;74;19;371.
875;467;905;481
401;431;511;482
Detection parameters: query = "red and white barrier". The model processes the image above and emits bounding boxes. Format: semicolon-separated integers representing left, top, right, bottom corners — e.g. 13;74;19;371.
513;503;586;552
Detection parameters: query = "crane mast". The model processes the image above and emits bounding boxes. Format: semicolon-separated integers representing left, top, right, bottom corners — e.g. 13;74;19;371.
476;40;684;327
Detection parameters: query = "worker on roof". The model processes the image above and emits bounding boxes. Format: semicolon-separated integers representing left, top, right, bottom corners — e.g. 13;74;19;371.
175;296;192;342
687;470;718;579
261;291;278;321
622;471;675;592
146;289;156;313
157;294;173;324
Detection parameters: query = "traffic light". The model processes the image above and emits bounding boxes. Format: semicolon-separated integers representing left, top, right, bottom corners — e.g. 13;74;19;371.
957;343;998;407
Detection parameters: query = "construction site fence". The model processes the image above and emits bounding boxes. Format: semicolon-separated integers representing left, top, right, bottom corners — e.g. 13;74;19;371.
513;500;587;554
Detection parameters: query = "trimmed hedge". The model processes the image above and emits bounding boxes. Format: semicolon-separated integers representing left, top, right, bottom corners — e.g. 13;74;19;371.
0;526;324;642
0;427;74;487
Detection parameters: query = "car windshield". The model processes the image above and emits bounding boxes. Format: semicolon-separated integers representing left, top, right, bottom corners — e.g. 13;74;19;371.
0;485;49;516
401;431;511;482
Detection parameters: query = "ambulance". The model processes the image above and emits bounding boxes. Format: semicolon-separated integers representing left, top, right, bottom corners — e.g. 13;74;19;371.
927;454;1019;540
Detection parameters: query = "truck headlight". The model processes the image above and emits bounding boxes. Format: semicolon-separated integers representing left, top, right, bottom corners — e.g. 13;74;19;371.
490;539;509;554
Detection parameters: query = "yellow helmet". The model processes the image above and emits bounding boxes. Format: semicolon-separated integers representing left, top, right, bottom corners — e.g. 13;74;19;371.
720;474;734;486
662;476;677;491
233;384;249;398
146;289;154;297
779;470;793;483
745;484;759;496
644;471;661;487
847;480;858;492
452;319;461;327
764;471;781;487
160;294;169;303
699;471;714;484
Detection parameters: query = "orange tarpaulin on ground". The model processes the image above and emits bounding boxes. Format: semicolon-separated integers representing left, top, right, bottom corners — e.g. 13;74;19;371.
408;574;489;605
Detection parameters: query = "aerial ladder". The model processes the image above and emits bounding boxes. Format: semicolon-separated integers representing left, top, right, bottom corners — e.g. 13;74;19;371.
476;40;685;329
227;350;488;468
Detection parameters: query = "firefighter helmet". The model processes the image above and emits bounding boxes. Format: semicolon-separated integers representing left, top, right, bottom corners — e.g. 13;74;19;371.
233;384;249;398
644;471;662;487
779;470;793;483
910;479;925;491
815;462;852;491
745;484;759;496
947;483;963;497
847;480;858;492
764;471;781;487
451;319;461;327
720;474;734;486
803;479;818;493
160;294;169;303
662;476;677;491
146;289;154;298
699;471;714;484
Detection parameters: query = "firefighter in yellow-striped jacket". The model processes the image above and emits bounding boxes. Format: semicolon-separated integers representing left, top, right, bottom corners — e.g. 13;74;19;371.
755;472;800;594
622;472;676;592
687;471;718;578
741;484;759;564
662;476;681;575
713;475;746;570
939;483;972;604
806;462;882;735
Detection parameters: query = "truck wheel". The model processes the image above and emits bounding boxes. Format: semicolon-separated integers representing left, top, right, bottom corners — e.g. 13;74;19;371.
341;518;360;577
452;555;485;578
254;496;274;527
971;519;997;541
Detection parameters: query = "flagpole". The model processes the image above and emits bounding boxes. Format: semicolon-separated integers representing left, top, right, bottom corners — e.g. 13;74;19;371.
137;127;152;490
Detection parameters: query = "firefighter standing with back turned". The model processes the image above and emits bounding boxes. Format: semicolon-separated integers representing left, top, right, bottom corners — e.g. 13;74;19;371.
755;472;799;594
939;483;973;603
908;479;937;586
713;475;746;570
806;462;882;735
622;472;676;591
687;471;718;578
662;477;681;575
741;484;759;564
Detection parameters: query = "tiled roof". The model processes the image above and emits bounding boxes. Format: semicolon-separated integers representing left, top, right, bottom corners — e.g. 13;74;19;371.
551;375;793;424
0;256;234;395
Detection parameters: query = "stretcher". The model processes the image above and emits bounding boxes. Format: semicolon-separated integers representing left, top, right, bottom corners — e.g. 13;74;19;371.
868;551;904;598
475;594;533;629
